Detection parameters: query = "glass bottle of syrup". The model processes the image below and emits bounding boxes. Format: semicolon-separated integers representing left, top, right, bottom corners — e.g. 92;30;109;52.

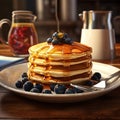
9;10;39;57
0;10;39;57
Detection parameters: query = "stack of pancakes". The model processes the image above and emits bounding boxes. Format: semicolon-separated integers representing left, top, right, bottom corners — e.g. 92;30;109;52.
27;33;92;84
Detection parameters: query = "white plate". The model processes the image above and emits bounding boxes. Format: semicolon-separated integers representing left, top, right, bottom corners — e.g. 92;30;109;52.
0;62;120;103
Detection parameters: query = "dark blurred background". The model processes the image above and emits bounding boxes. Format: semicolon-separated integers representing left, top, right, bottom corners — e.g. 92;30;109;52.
0;0;120;43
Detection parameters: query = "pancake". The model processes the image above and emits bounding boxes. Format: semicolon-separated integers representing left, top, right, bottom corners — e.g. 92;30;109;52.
27;32;92;84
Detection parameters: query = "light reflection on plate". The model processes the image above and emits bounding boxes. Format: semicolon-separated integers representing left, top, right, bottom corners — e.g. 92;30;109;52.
0;62;120;103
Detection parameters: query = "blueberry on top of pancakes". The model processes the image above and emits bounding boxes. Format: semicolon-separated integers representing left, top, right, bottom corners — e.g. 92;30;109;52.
47;32;73;45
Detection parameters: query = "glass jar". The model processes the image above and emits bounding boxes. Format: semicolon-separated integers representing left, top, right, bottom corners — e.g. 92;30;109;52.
0;10;39;57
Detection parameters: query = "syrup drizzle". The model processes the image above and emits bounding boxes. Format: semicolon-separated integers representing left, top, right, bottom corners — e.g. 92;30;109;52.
46;42;91;55
55;0;60;32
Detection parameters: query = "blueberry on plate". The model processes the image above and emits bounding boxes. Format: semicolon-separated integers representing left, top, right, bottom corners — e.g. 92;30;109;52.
54;84;66;94
22;77;29;84
65;88;75;94
42;89;52;94
30;88;40;93
85;80;95;86
23;81;33;91
15;80;23;88
34;83;43;93
91;72;101;81
22;72;28;78
50;83;57;91
73;87;84;93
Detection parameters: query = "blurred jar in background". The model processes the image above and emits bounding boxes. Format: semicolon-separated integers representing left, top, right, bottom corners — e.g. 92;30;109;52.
60;0;77;21
36;0;55;20
36;0;77;21
0;10;38;57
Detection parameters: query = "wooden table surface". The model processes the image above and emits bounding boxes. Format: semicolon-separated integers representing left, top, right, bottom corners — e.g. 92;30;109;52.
0;44;120;120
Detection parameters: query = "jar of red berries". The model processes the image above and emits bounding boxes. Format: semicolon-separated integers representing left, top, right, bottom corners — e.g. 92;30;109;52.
0;10;38;57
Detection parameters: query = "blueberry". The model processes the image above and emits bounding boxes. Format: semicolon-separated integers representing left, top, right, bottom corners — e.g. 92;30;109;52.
91;75;100;81
85;80;94;86
34;83;43;92
23;81;33;91
50;83;57;91
30;88;40;93
52;32;58;38
15;80;23;88
42;89;52;94
54;84;66;94
73;87;84;93
22;72;28;78
65;37;73;44
65;88;75;94
91;72;101;81
63;33;68;39
47;37;53;43
22;77;29;84
58;38;64;44
52;39;60;45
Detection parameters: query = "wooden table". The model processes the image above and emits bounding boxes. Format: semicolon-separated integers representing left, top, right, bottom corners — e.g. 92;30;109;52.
0;44;120;120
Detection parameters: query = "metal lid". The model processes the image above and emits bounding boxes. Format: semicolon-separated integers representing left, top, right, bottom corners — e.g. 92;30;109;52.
12;10;33;15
